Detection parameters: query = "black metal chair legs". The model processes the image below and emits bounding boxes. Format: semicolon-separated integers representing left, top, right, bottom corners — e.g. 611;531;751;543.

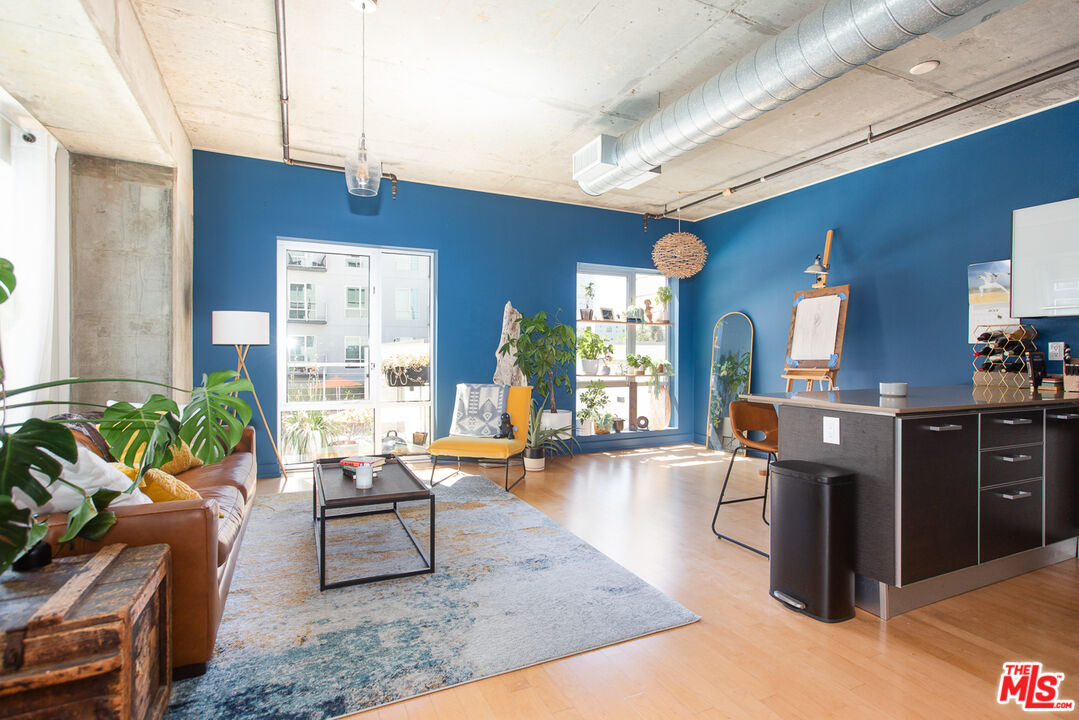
711;447;774;558
429;454;526;491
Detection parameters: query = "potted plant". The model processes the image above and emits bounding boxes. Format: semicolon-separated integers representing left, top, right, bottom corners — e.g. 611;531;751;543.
625;305;644;323
647;360;674;398
523;397;578;472
382;354;430;387
499;310;576;433
594;412;614;434
576;380;608;436
612;416;625;432
0;258;253;574
600;352;613;375
580;281;595;321
625;353;649;376
655;285;673;323
577;327;612;376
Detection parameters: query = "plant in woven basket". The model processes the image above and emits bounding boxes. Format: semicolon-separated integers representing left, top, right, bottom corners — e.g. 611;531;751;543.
0;257;252;574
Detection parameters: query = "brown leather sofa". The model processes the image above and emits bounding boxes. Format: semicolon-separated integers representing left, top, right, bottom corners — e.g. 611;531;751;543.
44;426;257;677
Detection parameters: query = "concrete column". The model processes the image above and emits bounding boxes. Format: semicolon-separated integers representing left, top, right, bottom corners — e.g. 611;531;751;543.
69;154;178;406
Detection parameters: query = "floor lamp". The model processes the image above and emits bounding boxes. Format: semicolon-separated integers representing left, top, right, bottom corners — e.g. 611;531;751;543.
212;310;288;480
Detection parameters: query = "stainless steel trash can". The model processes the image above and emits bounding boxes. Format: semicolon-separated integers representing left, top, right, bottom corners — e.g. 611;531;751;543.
768;460;855;623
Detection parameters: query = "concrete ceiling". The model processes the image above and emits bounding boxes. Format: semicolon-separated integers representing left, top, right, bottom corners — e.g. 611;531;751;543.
130;0;1079;220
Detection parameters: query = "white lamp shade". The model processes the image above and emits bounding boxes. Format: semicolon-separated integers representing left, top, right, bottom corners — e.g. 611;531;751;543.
212;311;270;346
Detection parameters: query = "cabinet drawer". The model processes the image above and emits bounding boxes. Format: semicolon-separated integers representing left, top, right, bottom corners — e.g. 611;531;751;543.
980;479;1043;562
980;410;1043;449
900;414;978;584
980;444;1042;487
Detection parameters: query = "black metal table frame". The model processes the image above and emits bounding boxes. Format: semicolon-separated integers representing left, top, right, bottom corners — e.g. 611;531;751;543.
313;463;435;591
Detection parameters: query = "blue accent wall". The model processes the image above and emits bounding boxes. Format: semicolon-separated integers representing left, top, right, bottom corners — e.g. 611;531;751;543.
192;152;696;476
689;100;1079;443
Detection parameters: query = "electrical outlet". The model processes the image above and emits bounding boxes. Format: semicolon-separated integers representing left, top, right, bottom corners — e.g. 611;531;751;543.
1049;342;1065;362
823;416;840;445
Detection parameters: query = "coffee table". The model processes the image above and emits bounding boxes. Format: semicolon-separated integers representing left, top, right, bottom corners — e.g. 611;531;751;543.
313;456;435;591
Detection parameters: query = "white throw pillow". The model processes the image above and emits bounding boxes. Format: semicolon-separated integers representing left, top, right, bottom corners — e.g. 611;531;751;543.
12;445;152;515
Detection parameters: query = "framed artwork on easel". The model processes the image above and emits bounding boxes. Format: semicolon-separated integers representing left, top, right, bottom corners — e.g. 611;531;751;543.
782;284;850;391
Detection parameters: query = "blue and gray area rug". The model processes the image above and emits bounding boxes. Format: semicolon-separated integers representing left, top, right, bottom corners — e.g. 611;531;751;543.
168;475;699;719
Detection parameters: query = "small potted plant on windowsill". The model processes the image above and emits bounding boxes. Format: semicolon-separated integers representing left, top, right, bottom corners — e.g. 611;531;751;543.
655;285;673;323
625;305;644;324
599;352;613;376
524;397;578;472
594;412;614;434
625;354;649;376
580;281;595;321
577;327;612;376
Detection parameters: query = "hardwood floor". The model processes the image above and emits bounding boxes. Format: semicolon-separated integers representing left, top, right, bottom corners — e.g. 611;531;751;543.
260;445;1079;718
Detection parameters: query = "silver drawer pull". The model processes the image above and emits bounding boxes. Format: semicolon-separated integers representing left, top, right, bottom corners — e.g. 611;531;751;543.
771;590;806;610
1000;454;1033;463
1048;413;1079;420
1000;490;1032;501
928;424;963;432
999;417;1033;425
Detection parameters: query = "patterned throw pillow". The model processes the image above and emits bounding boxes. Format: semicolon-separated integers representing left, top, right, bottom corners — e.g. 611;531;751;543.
450;384;509;437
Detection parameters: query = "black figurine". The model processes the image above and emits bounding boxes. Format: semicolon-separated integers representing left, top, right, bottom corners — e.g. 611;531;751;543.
496;413;515;440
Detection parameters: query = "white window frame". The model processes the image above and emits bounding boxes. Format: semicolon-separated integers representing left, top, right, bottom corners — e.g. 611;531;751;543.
345;286;366;318
276;237;437;446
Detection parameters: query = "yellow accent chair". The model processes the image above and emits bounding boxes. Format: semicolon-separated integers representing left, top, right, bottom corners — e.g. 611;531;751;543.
427;385;532;490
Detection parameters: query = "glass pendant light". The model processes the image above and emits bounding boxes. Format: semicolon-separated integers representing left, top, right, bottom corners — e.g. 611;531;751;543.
345;2;382;196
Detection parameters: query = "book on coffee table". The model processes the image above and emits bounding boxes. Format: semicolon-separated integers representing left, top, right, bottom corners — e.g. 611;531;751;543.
340;456;386;476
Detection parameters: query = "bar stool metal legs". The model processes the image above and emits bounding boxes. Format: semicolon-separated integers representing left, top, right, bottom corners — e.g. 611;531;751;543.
711;448;774;558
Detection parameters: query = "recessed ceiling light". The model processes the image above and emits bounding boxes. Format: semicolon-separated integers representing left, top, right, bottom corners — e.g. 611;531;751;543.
909;60;940;75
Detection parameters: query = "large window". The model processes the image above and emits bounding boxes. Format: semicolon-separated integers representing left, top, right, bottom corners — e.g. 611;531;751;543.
278;241;434;464
575;263;676;434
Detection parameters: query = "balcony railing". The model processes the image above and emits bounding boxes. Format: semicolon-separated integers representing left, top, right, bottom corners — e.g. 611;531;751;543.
287;301;327;323
287;253;327;271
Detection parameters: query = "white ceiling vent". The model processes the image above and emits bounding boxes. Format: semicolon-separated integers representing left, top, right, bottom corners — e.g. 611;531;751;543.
572;135;618;183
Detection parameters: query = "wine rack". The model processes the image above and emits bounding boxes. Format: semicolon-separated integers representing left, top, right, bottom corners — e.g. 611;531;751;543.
971;323;1037;389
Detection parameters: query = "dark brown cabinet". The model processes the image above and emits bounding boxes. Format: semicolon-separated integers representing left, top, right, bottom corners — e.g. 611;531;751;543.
1045;406;1079;544
980;479;1044;562
900;414;979;585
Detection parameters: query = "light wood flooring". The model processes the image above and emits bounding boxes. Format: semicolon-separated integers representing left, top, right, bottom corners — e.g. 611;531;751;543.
260;445;1079;719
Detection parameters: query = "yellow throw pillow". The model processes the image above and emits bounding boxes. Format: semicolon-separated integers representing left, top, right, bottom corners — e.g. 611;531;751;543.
138;468;203;503
160;440;204;476
110;462;139;483
109;463;223;518
120;438;203;475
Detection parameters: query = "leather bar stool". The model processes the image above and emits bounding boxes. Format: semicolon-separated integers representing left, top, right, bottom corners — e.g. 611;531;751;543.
711;400;778;557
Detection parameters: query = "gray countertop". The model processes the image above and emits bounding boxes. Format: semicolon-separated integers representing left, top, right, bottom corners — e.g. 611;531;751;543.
743;385;1079;415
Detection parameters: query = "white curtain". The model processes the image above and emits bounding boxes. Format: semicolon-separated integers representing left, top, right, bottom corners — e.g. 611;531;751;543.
0;116;69;424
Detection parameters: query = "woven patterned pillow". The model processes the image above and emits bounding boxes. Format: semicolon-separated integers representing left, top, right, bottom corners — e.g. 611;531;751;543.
450;384;509;437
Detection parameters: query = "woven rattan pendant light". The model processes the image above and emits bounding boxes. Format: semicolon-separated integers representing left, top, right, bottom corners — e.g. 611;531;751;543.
652;207;707;279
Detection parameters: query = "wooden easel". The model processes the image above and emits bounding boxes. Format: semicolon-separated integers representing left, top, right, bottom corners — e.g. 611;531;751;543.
782;284;850;392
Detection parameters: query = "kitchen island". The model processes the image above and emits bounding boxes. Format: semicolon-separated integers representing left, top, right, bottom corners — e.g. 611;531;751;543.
744;385;1079;618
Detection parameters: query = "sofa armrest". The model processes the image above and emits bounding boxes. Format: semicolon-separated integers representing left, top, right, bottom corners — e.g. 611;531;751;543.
43;498;221;668
231;426;256;456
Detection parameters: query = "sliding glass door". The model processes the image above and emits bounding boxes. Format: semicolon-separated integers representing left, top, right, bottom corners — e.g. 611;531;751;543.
277;239;433;466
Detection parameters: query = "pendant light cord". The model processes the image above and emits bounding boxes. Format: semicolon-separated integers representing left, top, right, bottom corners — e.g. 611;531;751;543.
361;5;366;138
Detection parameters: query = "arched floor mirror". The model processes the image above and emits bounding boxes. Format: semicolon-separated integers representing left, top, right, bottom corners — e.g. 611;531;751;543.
706;311;754;451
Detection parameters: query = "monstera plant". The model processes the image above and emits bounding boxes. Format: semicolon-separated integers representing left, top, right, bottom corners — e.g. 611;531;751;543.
0;258;252;574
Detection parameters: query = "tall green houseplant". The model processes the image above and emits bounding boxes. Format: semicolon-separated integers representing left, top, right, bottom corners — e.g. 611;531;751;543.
498;310;576;412
0;257;253;574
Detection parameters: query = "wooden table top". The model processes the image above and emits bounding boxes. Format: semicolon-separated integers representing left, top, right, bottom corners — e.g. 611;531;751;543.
315;457;431;507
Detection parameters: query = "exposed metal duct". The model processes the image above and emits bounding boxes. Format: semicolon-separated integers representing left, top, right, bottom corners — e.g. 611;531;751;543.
574;0;993;196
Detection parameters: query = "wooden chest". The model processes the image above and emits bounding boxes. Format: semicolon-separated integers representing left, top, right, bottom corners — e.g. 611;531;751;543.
0;544;171;720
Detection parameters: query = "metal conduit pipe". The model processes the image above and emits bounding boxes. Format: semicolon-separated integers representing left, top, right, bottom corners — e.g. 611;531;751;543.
576;0;993;196
642;57;1079;224
274;0;398;198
